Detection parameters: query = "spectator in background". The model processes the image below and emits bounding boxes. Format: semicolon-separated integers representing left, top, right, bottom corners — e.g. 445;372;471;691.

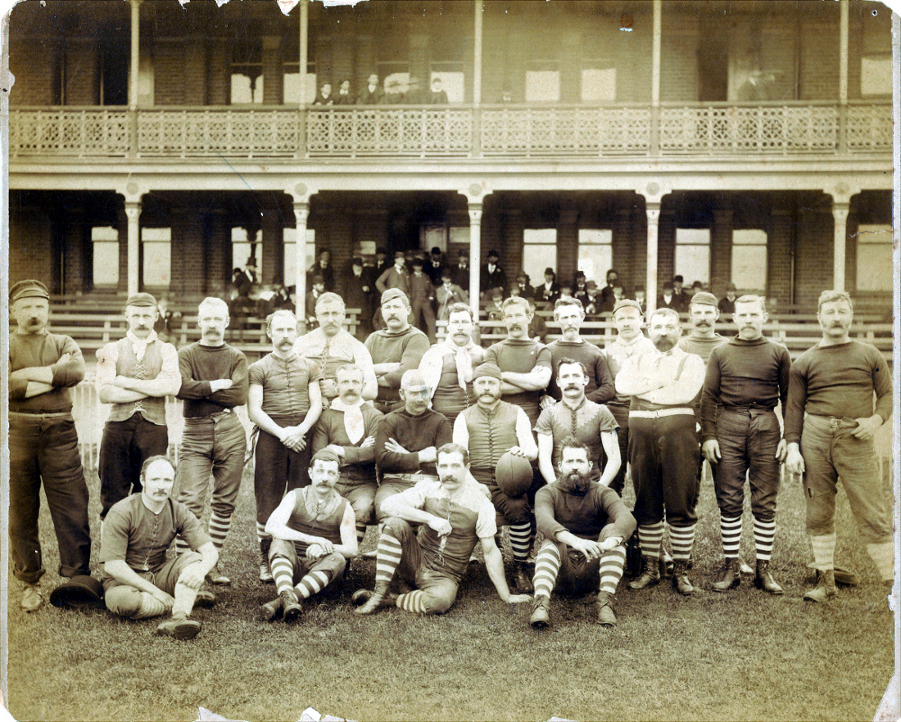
559;286;574;301
584;281;600;317
382;77;404;104
313;82;334;105
718;282;738;315
358;74;384;105
405;76;427;105
336;79;355;105
487;288;506;321
436;269;468;321
634;285;647;315
689;281;705;298
672;276;690;313
528;298;549;343
256;284;278;319
341;258;375;340
573;275;589;306
154;295;182;345
271;283;293;311
599;269;619;310
308;248;335;292
480;250;508;301
410;259;437;344
373;247;390;281
452;250;470;292
657;281;680;312
427;246;446;287
234;258;258;297
429;76;449;104
376;251;412;298
513;271;534;301
601;283;625;315
305;275;326;328
537;268;561;307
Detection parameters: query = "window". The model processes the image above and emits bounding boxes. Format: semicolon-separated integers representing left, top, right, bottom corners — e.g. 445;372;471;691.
282;227;317;287
856;225;892;291
231;228;261;279
142;228;171;288
581;64;616;102
675;229;711;286
577;229;612;283
231;40;263;104
731;230;768;293
526;63;560;102
523;229;558;284
92;227;119;287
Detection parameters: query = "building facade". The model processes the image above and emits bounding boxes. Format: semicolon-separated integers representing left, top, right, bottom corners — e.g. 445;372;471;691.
7;0;894;316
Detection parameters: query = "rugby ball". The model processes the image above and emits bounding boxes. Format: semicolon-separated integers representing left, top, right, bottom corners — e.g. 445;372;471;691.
495;451;533;497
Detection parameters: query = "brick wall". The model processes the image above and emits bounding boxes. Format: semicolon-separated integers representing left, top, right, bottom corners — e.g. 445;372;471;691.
208;42;229;105
65;41;99;105
154;42;185;105
9;38;56;105
793;209;834;308
799;21;839;100
206;211;231;296
261;214;284;285
500;209;524;281
8;204;54;288
656;211;676;288
556;208;579;284
660;16;698;102
183;38;208;106
767;208;793;305
709;209;733;297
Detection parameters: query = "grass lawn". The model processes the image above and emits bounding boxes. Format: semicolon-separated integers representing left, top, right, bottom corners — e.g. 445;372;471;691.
5;463;895;722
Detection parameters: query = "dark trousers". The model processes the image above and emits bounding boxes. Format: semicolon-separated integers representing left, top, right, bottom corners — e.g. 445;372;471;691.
254;423;312;527
99;413;169;519
608;405;629;496
8;413;92;583
629;414;700;527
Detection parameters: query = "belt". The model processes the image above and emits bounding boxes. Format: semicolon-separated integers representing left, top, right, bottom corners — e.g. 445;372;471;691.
807;414;858;430
724;405;775;414
185;409;234;422
8;410;72;418
629;408;694;419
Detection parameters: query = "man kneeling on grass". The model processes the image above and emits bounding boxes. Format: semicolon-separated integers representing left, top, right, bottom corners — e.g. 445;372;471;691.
260;449;358;623
100;456;219;640
530;438;636;629
353;443;531;615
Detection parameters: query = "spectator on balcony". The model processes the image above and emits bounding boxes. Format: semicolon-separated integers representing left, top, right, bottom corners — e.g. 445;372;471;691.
358;74;384;105
306;276;326;328
537;268;561;307
382;77;405;104
313;82;334;106
718;283;738;315
514;271;535;301
673;276;690;313
427;246;446;287
429;77;449;105
599;269;619;310
480;250;508;302
336;79;355;105
451;250;470;292
154;295;182;346
410;259;437;344
500;89;514;103
307;248;335;292
376;251;412;299
405;75;428;105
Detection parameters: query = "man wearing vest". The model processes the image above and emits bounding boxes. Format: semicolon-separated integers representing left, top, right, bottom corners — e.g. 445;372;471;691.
96;293;181;522
453;363;538;592
419;303;485;425
615;308;706;596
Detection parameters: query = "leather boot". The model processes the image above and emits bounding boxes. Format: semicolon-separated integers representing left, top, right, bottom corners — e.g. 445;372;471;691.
353;583;393;615
712;558;741;592
259;595;283;622
259;540;273;583
754;560;784;595
658;556;674;579
672;561;694;596
281;589;303;622
529;595;550;628
596;592;617;627
513;562;534;593
803;569;836;602
628;556;661;590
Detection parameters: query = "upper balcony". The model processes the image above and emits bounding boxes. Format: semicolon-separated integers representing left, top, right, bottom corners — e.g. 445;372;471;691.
7;101;891;163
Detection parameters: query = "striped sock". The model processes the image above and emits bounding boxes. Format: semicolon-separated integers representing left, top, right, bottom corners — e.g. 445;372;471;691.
638;522;664;560
669;524;696;562
397;590;426;613
208;512;232;552
256;521;270;544
809;533;836;572
133;592;167;620
295;569;331;599
598;544;627;595
355;521;368;543
865;542;894;582
752;515;776;562
271;553;296;595
720;515;742;559
174;536;191;556
374;529;403;587
533;542;561;599
508;523;533;563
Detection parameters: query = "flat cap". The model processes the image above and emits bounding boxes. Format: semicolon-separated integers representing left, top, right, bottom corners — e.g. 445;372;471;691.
380;288;410;306
689;291;718;307
10;280;50;303
125;292;158;308
472;362;502;381
613;299;643;315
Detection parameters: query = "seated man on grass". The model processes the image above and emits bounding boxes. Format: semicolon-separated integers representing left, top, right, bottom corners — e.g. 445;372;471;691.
100;456;218;640
353;443;531;615
260;449;358;623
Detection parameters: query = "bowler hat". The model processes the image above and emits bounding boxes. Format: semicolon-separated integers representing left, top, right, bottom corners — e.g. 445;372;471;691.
49;575;104;610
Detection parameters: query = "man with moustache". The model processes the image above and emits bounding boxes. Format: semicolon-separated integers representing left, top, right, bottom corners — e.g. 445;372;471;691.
295;292;378;406
615;308;706;596
376;251;412;298
312;364;384;545
419;303;485;424
535;360;620;489
8;280;93;611
258;449;358;623
784;290;894;601
530;439;636;629
484;296;553;426
454;363;538;591
249;310;324;583
101;456;218;640
174;297;248;586
374;369;453;522
365;289;430;414
353;443;530;615
678;292;726;364
95;293;181;522
701;295;791;594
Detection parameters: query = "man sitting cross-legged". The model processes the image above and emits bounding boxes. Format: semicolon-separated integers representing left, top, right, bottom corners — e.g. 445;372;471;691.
353;443;531;615
260;449;358;623
100;456;219;640
530;438;636;629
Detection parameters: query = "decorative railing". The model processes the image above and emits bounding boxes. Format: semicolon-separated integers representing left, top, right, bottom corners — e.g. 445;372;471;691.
7;101;891;160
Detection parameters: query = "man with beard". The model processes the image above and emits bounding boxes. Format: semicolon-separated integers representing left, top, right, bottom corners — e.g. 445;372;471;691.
542;297;614;406
365;289;430;414
353;443;530;615
259;450;358;623
175;297;249;586
454;363;538;591
101;456;218;639
95;293;181;522
295;292;378;405
312;364;383;545
8;280;93;611
249;310;324;582
419;303;485;425
535;359;620;488
375;370;453;521
530;439;636;628
701;295;791;595
484;296;553;426
615;308;706;595
785;290;894;601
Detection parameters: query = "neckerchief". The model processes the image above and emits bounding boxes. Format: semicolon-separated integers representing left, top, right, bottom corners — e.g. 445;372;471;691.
330;397;366;444
126;329;158;362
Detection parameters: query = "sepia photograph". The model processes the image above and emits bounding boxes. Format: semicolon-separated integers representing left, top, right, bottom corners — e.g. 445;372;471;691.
1;0;898;720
